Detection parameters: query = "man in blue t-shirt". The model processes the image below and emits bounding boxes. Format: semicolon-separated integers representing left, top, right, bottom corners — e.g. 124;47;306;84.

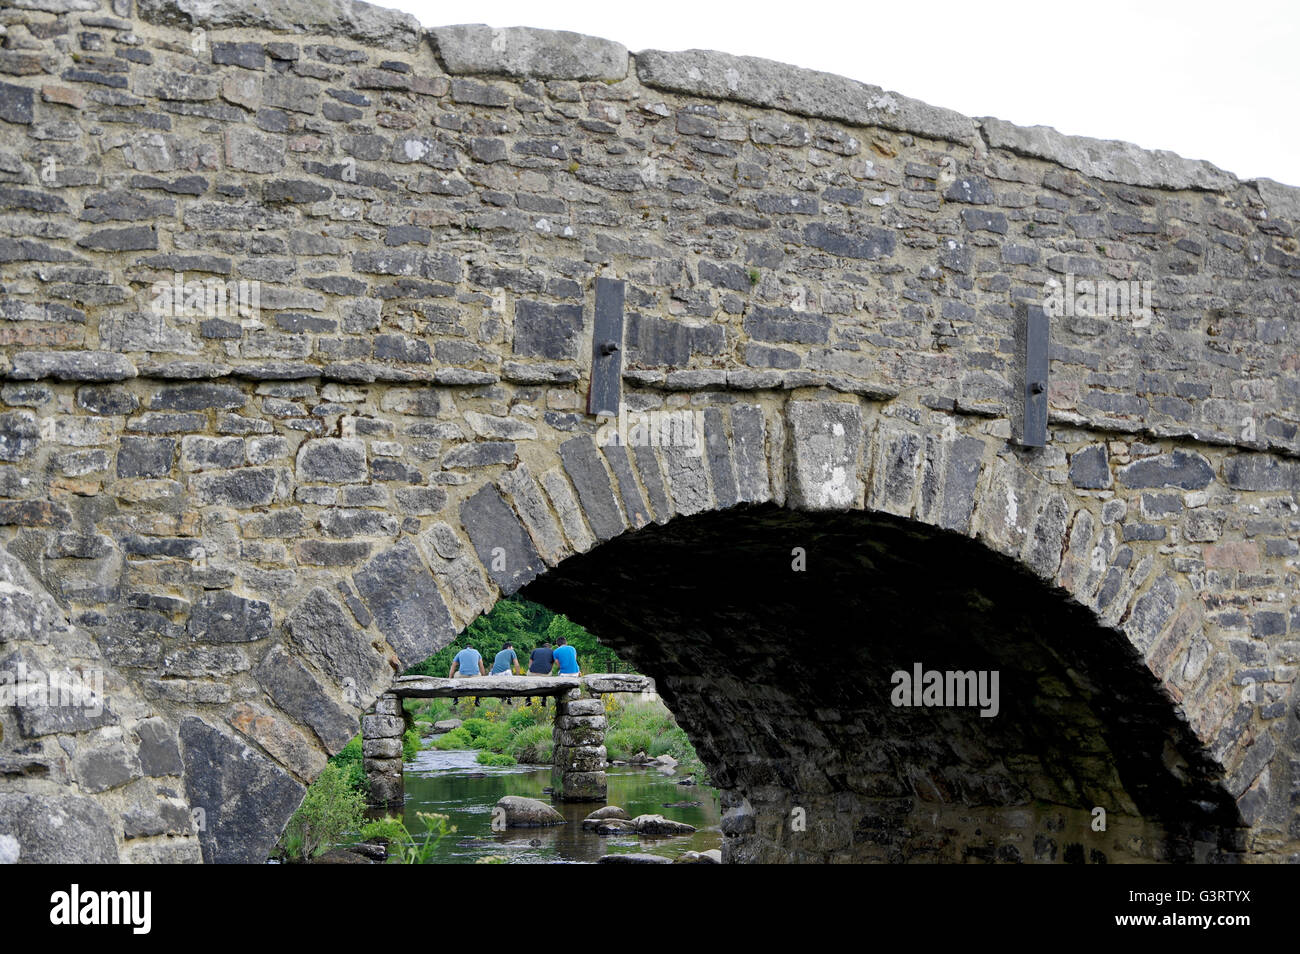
449;644;485;678
490;642;520;675
528;641;554;675
553;637;580;675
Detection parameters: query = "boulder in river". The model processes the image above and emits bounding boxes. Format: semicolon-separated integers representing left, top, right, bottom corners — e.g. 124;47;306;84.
581;805;630;830
598;853;672;864
633;814;697;835
593;819;638;835
432;718;462;734
675;849;721;864
497;795;565;828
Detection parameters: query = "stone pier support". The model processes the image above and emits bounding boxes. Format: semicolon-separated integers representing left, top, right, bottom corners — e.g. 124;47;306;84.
552;689;608;801
363;692;405;810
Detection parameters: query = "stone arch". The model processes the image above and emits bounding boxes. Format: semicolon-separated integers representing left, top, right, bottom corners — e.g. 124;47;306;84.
0;0;1295;863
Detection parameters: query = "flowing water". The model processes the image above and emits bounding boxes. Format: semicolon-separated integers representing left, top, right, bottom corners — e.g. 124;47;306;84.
400;748;723;864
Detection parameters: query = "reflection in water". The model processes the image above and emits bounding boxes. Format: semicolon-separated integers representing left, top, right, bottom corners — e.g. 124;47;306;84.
401;748;722;864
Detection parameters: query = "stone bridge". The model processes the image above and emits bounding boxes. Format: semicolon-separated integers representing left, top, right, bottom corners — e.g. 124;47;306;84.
0;0;1297;864
367;672;652;807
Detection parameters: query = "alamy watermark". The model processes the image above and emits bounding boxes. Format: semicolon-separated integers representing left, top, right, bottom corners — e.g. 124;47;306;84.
0;663;104;716
890;662;999;718
1043;274;1152;326
596;403;704;457
150;272;260;321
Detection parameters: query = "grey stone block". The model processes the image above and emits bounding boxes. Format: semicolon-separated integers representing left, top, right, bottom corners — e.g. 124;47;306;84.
188;590;273;643
980;116;1236;191
459;484;544;594
785;401;863;511
284;586;388;694
559;436;626;542
432;24;628;80
254;645;359;751
352;540;454;668
180;717;305;865
0;794;118;863
635;48;975;143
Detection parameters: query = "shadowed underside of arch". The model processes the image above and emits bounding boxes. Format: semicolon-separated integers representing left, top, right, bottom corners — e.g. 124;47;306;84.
525;504;1244;863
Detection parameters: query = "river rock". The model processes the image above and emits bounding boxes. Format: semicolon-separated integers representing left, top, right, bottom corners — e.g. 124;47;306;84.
582;804;630;825
633;814;697;835
497;795;565;828
598;852;672;864
676;849;721;864
311;848;374;863
593;819;638;835
652;754;678;767
432;718;462;734
350;840;388;861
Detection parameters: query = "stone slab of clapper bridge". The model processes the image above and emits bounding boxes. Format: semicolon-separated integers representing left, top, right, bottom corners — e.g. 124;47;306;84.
365;674;654;806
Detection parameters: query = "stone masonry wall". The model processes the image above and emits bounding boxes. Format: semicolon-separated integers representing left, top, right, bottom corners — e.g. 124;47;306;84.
0;0;1296;862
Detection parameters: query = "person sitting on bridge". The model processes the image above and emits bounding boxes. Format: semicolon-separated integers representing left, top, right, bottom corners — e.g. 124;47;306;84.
553;636;580;676
527;641;554;706
528;641;554;676
449;644;486;679
490;641;522;676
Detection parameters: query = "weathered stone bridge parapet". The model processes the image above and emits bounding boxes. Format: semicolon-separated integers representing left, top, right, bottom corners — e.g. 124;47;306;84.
374;673;651;807
0;0;1296;864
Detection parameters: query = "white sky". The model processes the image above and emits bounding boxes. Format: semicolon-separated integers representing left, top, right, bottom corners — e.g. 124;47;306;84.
394;0;1300;187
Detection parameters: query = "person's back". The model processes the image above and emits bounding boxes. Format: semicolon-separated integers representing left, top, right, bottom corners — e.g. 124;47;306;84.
553;641;579;675
528;644;553;674
453;646;482;677
490;645;518;675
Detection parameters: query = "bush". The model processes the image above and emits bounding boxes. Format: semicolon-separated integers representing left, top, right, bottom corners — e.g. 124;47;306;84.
508;724;553;763
402;726;422;761
461;717;513;753
277;763;366;862
359;816;410;847
328;734;367;796
431;727;472;750
506;706;539;731
605;727;653;761
476;751;517;766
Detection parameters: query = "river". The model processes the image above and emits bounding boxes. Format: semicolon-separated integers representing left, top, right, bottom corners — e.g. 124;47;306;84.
400;748;723;863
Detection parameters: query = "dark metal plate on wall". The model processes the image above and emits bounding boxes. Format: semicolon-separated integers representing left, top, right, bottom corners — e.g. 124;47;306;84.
588;277;625;416
1017;301;1050;447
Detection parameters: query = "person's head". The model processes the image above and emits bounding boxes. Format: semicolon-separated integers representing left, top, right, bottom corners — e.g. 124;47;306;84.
503;642;512;650
540;640;550;648
556;637;567;646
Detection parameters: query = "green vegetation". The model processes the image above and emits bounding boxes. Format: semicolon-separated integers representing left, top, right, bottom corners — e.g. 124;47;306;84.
355;813;456;865
274;597;709;861
407;693;707;781
603;699;703;771
402;726;421;762
275;763;366;862
330;734;367;795
508;723;553;763
748;267;761;286
402;596;632;679
359;815;410;846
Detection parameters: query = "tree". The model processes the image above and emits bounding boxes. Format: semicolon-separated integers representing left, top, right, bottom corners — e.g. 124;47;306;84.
403;596;632;677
